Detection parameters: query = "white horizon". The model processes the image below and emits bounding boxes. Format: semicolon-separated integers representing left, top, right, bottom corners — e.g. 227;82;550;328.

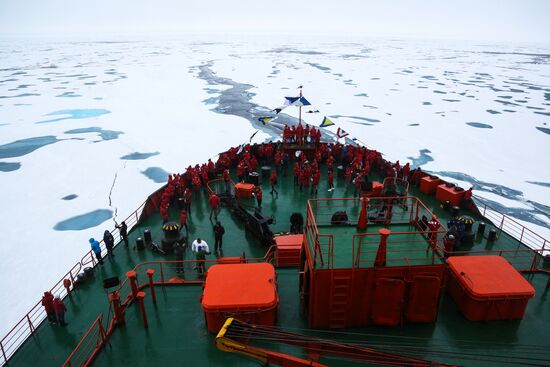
1;0;549;44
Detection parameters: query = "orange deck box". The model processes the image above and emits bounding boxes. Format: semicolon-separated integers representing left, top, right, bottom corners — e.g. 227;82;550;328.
234;182;255;198
201;263;278;333
447;256;535;321
435;184;464;206
275;234;303;267
420;176;441;195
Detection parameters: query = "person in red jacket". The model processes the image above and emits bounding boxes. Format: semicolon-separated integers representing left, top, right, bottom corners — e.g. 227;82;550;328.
354;173;363;197
183;187;192;217
461;187;473;209
328;169;334;191
209;193;220;221
402;162;410;182
254;186;263;210
179;209;188;235
269;170;278;197
311;169;320;196
293;161;300;185
53;296;67;326
222;169;231;194
41;291;55;324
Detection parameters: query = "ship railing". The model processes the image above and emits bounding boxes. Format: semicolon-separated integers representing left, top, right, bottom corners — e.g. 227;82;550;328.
305;201;334;269
80;200;147;267
306;197;444;270
308;196;442;228
474;195;548;254
353;230;447;268
206;177;234;196
0;261;82;366
62;248;279;367
62;314;108;367
0;199;147;366
126;248;278;288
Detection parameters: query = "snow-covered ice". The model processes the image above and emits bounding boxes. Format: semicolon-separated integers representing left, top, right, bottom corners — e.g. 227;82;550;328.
0;36;549;337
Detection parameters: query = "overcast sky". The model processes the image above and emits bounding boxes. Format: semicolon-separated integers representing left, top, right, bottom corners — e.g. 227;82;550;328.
1;0;549;43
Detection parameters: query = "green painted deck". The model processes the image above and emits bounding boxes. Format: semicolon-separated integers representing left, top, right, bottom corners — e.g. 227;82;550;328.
8;162;550;367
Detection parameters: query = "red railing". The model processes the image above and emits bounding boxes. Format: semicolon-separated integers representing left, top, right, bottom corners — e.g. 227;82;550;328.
306;196;445;270
353;230;447;268
62;315;108;367
474;195;549;254
0;199;148;366
0;261;82;365
61;248;277;367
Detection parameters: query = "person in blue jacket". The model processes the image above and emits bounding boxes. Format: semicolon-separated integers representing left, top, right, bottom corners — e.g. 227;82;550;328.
89;238;103;265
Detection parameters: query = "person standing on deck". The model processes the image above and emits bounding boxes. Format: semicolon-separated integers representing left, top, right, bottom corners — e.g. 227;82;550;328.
213;221;225;252
192;238;210;276
174;240;186;274
183;187;192;217
311;169;320;197
53;296;67;326
89;238;103;265
103;230;115;258
254;186;263;210
293;161;300;185
402;162;410;182
282;152;290;176
179;208;189;235
41;291;55;324
270;170;278;198
328;169;335;191
209;192;220;221
222;169;231;194
116;221;129;248
461;187;474;209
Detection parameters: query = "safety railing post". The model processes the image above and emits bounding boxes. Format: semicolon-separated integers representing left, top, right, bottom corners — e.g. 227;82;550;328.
159;263;165;283
1;341;7;366
98;315;110;349
520;227;525;243
146;269;157;304
27;315;35;335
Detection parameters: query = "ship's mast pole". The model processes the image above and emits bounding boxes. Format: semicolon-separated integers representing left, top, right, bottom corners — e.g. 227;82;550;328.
299;86;302;125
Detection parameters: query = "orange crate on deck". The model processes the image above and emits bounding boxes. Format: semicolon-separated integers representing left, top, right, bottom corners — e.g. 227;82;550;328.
275;234;303;267
447;256;535;321
420;176;441;195
234;182;255;198
201;263;278;333
435;184;464;206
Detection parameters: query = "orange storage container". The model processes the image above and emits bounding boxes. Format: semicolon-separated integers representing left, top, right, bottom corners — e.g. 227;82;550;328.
447;256;535;321
234;183;255;198
435;184;464;206
201;263;278;333
275;234;303;267
420;176;441;195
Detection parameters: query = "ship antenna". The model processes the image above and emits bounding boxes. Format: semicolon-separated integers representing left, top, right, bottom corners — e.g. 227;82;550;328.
298;85;302;125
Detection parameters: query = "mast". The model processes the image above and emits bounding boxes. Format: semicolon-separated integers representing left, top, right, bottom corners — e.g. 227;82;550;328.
298;86;302;125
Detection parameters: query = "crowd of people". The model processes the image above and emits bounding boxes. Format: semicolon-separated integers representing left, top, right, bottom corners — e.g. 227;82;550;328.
282;123;321;145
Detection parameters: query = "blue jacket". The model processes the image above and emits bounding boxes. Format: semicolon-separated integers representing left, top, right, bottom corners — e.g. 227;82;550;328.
89;238;101;254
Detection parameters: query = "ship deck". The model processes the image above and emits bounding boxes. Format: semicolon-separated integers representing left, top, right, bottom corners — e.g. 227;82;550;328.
7;163;550;367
